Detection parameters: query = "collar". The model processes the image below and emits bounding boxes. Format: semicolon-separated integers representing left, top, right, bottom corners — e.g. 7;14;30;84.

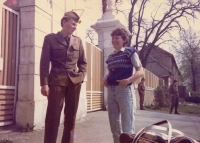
60;30;71;39
114;47;125;53
56;32;71;47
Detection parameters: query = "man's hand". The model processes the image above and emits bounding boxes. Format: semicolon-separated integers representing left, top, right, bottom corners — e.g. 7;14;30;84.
102;77;108;87
117;79;130;88
41;85;49;96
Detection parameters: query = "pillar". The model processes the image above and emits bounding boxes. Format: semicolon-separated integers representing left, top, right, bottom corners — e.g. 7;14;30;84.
91;0;131;109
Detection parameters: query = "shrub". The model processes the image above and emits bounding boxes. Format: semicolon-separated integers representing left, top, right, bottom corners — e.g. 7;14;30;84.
0;139;13;143
153;86;171;108
185;91;200;103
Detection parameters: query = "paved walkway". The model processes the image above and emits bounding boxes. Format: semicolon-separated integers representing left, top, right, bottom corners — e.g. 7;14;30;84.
0;110;200;143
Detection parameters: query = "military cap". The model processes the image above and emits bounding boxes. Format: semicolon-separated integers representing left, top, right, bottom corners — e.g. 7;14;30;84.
62;11;80;23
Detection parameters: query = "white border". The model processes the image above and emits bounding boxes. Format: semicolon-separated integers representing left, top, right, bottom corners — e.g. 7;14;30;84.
0;86;15;89
0;121;13;126
2;5;19;15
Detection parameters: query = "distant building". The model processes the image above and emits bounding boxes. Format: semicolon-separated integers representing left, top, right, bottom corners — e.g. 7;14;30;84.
145;46;181;86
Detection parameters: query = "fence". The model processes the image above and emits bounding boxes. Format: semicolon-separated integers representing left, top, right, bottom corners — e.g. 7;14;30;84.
85;42;103;112
135;69;164;88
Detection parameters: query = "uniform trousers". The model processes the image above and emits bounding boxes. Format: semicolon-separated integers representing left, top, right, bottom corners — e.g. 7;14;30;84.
170;95;179;114
44;79;81;143
139;92;144;109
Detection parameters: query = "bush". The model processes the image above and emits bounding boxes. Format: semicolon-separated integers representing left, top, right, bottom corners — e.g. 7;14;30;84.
153;86;171;108
0;139;13;143
185;91;200;103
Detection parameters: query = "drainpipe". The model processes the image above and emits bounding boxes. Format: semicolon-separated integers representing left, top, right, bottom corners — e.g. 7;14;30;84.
0;1;6;70
64;0;66;12
74;0;77;35
50;0;53;33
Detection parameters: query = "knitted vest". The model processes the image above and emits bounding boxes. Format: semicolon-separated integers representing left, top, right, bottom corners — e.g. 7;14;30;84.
106;47;137;86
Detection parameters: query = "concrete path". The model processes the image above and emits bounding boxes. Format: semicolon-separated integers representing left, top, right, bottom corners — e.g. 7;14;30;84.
0;110;200;143
73;110;200;143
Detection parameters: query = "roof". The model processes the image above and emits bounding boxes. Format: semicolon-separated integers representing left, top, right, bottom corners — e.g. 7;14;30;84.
145;56;172;77
153;46;181;75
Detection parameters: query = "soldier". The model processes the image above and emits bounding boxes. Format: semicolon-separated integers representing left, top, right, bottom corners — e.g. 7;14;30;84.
40;11;87;143
138;77;145;110
169;80;180;114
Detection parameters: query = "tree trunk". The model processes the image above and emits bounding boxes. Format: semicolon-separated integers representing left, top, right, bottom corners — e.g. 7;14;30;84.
128;3;134;47
139;43;154;68
191;63;197;91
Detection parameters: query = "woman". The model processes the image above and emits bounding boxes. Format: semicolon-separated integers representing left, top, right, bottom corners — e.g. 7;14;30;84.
103;28;144;143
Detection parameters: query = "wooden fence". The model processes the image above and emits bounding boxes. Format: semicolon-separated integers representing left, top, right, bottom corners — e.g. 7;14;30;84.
85;42;103;112
135;69;163;88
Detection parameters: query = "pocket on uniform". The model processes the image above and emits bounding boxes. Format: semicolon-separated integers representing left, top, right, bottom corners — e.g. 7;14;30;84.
52;45;65;58
68;46;79;59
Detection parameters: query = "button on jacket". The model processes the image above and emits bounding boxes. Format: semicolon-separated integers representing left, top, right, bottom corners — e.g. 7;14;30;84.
40;32;87;86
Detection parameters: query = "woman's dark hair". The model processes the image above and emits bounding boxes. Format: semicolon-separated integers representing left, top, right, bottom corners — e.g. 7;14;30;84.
173;80;177;83
111;28;129;46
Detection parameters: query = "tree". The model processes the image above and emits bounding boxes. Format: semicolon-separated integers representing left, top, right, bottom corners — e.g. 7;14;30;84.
114;0;200;67
86;29;97;45
175;28;200;91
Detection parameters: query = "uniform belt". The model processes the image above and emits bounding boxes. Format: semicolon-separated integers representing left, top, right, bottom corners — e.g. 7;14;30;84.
64;64;76;69
52;65;76;70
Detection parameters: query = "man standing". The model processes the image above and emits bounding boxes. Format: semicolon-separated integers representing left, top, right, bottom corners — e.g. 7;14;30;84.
138;77;145;110
169;80;180;114
40;11;87;143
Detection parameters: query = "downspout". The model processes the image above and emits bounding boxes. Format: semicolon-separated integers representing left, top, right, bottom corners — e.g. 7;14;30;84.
64;0;66;12
74;0;77;36
50;0;53;33
0;1;5;70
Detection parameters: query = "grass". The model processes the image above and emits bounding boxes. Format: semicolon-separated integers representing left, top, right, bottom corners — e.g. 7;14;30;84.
178;102;200;114
0;139;13;143
145;102;200;115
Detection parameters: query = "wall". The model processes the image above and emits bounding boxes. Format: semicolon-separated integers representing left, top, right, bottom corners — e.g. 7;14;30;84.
134;86;155;109
134;69;162;109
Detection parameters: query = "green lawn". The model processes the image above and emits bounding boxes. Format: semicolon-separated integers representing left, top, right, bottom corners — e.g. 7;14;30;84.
145;102;200;116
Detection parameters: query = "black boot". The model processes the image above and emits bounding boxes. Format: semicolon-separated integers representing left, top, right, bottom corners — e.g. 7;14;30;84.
169;107;173;114
175;110;180;114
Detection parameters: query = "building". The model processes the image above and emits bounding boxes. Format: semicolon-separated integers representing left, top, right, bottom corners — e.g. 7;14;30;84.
145;46;181;86
0;0;163;129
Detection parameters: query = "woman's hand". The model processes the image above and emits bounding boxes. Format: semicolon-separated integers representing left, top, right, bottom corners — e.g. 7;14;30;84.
102;77;108;87
117;79;130;87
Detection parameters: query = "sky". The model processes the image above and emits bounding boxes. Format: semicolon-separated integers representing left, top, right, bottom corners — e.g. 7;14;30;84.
115;0;200;52
74;0;200;52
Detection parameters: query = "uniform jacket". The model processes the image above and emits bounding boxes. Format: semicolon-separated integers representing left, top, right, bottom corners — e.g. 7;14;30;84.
138;82;145;95
169;84;179;96
40;32;87;86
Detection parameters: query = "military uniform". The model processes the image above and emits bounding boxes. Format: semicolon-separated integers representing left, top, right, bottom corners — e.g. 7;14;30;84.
169;83;179;114
40;30;87;143
138;81;145;110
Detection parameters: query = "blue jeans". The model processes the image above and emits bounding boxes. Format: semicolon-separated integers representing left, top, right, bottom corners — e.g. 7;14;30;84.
107;85;136;143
